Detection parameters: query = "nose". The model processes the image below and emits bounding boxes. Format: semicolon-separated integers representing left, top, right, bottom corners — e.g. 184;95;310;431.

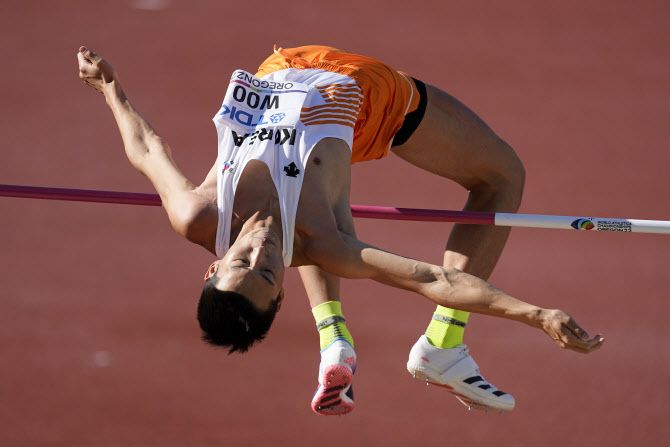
249;245;270;267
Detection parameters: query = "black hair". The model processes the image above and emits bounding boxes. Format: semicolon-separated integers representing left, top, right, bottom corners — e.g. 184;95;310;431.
196;275;279;354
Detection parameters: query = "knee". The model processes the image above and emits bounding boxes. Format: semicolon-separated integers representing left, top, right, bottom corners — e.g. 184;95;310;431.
489;138;525;209
500;149;525;210
472;142;526;212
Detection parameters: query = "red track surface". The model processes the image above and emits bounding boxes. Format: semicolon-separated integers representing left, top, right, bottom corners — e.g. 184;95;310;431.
2;1;669;446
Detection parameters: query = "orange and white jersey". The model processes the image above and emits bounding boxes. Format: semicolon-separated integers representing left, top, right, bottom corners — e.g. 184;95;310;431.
211;46;423;261
259;67;363;149
256;46;421;163
302;83;362;130
212;69;360;264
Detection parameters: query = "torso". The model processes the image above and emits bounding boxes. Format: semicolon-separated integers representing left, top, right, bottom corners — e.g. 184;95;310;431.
206;64;363;264
191;136;352;264
192;46;417;259
291;137;355;266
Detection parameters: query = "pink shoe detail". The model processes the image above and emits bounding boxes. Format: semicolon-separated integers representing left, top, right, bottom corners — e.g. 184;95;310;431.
311;365;354;416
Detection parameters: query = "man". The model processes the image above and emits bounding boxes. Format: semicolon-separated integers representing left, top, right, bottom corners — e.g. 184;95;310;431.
77;45;604;416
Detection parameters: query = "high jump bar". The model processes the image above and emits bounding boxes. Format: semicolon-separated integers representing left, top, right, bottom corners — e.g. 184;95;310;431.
2;183;669;234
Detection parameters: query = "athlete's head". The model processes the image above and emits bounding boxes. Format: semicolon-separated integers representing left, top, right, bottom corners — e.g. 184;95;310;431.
197;227;285;354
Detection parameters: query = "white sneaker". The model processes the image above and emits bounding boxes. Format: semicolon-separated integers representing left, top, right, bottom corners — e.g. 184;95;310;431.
311;340;356;416
407;335;515;412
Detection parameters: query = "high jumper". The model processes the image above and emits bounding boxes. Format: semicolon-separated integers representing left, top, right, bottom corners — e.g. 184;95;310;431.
76;45;604;416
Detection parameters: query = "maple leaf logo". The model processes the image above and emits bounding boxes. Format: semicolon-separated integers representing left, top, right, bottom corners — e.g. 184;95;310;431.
284;162;300;177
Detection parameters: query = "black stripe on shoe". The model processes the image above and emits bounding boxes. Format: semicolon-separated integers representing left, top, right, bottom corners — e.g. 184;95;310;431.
478;384;492;390
323;385;346;394
322;399;342;410
493;390;507;397
463;376;484;384
320;393;341;404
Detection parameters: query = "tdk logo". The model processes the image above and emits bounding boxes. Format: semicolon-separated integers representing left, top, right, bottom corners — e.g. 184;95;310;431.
219;105;284;127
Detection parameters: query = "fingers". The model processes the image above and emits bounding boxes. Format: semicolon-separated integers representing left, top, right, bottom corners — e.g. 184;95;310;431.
77;55;96;85
76;46;111;93
76;52;89;73
562;314;606;353
77;50;95;73
558;329;605;354
563;316;588;340
78;46;101;64
542;310;605;354
77;47;102;76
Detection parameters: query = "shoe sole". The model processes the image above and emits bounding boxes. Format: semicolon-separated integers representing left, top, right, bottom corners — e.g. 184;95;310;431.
409;367;514;413
311;364;354;416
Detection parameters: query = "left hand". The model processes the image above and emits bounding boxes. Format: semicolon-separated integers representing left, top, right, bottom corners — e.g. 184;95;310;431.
539;309;605;354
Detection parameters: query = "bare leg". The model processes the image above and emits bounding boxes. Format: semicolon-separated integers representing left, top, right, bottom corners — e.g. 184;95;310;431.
299;265;341;307
391;84;525;279
398;83;524;412
297;137;359;415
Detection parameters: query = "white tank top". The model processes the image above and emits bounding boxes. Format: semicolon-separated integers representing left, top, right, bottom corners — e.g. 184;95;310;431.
212;68;362;265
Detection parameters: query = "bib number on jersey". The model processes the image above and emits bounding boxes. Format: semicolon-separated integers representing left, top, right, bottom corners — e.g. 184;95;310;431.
214;70;309;131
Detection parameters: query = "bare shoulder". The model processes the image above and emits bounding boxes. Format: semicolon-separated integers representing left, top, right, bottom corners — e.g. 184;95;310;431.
168;188;218;253
168;161;219;254
303;137;351;192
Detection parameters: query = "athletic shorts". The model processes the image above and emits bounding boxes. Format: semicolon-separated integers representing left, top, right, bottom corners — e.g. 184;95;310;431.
255;46;427;164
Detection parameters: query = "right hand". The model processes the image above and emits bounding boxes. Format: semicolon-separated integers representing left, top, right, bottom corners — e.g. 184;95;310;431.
77;46;119;95
539;308;605;354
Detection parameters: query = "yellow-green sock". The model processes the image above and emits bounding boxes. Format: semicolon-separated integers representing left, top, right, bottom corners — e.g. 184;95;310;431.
312;301;354;350
425;306;469;349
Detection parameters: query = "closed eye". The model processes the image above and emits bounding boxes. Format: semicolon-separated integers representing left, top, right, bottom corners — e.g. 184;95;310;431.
229;262;275;286
262;270;276;285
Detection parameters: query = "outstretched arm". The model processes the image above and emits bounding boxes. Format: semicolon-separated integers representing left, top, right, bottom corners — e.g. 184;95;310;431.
77;47;217;249
309;234;605;354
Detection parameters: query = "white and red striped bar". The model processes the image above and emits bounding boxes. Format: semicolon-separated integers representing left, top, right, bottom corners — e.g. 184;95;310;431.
493;213;670;234
2;184;670;234
351;205;670;234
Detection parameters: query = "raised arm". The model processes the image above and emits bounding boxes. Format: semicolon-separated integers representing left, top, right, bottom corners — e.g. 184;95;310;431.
309;233;605;354
77;47;217;250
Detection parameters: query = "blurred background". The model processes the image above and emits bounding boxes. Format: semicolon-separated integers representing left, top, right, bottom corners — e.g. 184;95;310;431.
1;1;669;445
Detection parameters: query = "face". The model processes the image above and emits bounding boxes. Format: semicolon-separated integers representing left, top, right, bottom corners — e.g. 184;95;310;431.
204;228;285;312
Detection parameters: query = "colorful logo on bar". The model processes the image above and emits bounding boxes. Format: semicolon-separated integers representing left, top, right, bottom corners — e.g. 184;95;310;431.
571;218;595;230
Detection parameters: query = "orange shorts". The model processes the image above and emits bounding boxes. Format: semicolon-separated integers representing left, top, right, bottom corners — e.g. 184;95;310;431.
255;46;422;164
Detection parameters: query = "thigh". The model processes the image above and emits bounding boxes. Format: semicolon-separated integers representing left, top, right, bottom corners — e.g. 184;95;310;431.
390;84;523;190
